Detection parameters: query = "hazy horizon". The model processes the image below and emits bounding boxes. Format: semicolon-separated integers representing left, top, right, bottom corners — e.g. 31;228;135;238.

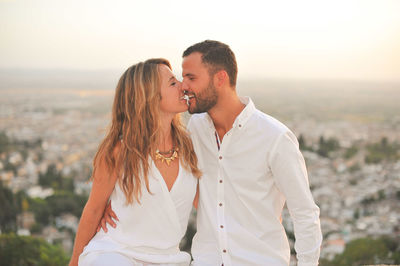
1;68;400;92
1;0;400;82
1;67;399;126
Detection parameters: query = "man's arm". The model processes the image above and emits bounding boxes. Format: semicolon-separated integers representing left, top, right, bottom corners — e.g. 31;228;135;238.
96;201;119;232
98;179;197;231
269;130;322;266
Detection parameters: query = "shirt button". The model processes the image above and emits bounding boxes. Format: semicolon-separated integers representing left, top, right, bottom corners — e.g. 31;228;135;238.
239;124;242;127
220;225;224;228
219;203;223;206
219;180;223;183
219;156;222;160
223;249;227;253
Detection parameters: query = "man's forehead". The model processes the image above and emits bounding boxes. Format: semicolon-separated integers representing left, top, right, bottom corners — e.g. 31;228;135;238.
182;53;206;73
183;52;203;64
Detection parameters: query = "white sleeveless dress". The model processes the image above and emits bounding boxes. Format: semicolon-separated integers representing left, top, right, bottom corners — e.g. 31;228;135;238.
79;160;197;266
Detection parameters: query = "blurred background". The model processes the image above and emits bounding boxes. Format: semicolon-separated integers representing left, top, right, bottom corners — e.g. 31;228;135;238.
1;0;399;265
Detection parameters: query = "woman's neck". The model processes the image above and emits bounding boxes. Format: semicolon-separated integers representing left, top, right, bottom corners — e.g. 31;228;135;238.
158;116;174;151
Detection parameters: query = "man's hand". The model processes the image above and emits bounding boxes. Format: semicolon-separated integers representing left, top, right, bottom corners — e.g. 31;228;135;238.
96;201;119;232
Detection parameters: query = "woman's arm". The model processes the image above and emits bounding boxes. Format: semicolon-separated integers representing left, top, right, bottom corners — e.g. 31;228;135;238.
69;153;118;266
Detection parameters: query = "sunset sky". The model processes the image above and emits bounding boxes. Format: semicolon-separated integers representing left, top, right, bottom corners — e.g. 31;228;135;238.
1;0;399;81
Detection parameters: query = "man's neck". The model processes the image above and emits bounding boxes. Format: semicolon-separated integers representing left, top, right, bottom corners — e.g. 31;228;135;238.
208;94;245;141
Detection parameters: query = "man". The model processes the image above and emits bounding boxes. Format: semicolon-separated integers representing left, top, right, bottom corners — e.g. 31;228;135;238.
181;40;322;266
100;40;322;265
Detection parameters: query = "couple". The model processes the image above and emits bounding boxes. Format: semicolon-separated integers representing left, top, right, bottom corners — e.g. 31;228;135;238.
69;40;322;266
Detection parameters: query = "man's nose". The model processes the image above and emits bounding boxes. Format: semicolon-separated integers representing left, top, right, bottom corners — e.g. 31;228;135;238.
181;81;188;92
177;80;183;90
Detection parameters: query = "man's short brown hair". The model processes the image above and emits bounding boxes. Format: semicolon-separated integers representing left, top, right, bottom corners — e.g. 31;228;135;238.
183;40;238;87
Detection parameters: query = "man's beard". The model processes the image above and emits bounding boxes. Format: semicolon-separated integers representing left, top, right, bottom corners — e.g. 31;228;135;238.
188;81;218;114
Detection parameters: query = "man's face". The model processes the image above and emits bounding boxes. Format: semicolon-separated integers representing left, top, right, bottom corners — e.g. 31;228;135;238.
182;52;218;114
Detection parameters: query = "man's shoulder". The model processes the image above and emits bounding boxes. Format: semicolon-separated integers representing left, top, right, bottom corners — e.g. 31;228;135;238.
189;113;208;122
250;108;290;137
187;113;209;130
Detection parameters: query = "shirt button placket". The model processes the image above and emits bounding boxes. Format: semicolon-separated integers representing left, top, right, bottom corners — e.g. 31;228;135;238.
217;151;228;264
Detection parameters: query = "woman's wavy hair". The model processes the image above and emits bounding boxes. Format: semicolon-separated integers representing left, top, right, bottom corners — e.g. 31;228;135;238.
91;58;201;204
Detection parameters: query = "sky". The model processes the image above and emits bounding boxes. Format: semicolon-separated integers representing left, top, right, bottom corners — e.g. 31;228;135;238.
1;0;400;81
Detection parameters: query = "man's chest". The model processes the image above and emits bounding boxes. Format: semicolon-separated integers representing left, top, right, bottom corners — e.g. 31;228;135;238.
192;130;274;192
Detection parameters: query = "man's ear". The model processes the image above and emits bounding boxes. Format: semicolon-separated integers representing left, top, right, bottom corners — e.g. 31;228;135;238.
214;70;228;88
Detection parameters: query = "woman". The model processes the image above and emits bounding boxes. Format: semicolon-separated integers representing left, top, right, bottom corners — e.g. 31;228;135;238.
69;58;201;266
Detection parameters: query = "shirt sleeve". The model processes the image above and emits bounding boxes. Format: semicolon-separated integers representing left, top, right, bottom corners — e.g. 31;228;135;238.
268;130;323;266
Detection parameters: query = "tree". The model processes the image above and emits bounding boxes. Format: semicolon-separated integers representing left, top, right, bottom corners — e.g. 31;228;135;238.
29;197;51;225
298;134;307;151
46;191;87;218
39;164;61;188
0;131;11;153
321;237;400;266
365;137;400;164
0;181;17;232
39;164;75;192
0;233;69;266
344;145;358;159
317;136;340;158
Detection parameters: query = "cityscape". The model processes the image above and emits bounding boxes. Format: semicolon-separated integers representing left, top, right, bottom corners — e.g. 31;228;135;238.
1;73;400;265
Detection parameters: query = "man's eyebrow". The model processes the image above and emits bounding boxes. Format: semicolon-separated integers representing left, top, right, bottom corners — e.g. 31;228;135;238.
183;73;195;77
169;76;176;82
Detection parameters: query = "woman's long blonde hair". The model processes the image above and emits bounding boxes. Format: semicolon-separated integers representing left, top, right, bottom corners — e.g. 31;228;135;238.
91;58;201;204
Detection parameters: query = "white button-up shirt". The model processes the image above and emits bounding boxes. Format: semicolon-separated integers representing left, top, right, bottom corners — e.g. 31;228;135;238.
188;97;322;266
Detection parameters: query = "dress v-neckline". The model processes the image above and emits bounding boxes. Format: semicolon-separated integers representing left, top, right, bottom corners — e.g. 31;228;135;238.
152;160;181;193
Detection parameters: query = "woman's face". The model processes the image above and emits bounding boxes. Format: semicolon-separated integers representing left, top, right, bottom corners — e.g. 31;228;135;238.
159;64;188;115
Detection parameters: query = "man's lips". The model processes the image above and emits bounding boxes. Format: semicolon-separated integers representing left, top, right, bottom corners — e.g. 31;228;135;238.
180;94;195;105
183;90;195;99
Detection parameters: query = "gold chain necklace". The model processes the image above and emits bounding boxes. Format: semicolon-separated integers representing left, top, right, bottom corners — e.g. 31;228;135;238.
155;147;179;166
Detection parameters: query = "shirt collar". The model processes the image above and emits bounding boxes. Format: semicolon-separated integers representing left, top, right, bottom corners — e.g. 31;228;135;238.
233;96;256;129
204;96;256;130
